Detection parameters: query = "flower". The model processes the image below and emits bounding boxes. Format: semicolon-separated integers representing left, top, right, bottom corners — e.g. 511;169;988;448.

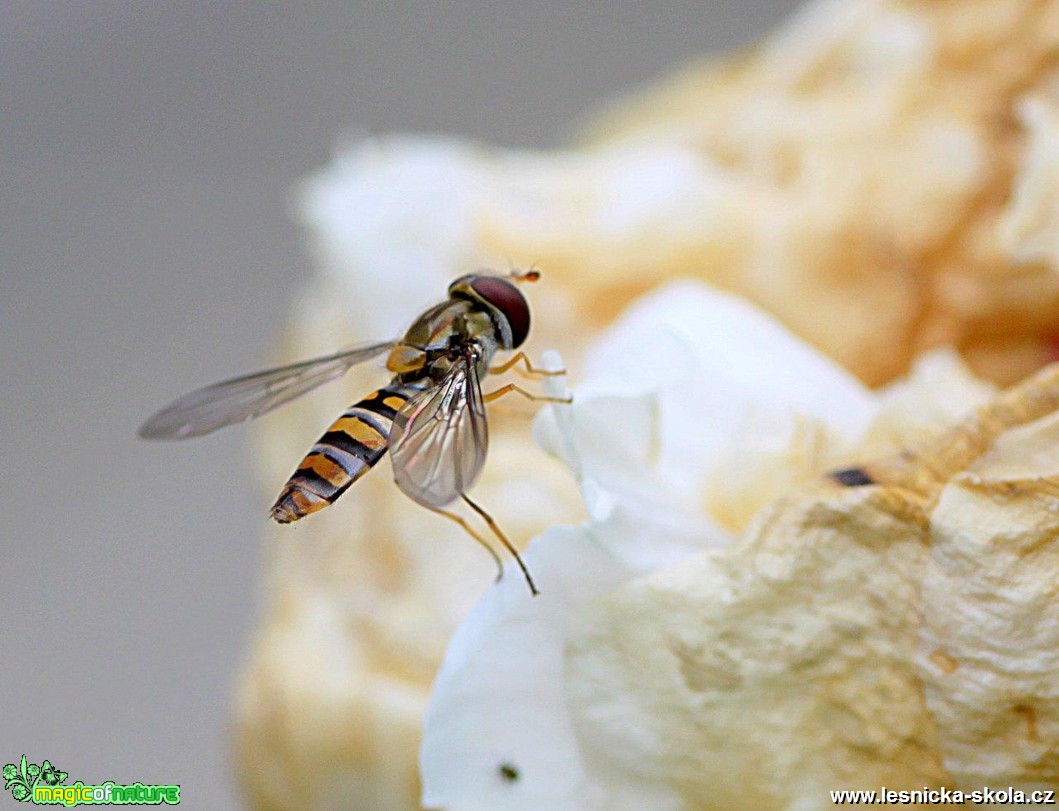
1;765;16;782
420;281;882;809
233;0;1059;804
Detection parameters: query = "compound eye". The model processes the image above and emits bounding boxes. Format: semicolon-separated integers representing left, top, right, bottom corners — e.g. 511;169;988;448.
469;276;530;348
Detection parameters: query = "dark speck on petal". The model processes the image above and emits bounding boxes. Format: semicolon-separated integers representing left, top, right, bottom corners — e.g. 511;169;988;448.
829;466;874;487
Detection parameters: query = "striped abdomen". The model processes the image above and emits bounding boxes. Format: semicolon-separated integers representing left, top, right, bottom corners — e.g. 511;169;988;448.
270;381;424;524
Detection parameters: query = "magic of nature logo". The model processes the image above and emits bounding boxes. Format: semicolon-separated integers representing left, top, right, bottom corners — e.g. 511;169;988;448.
3;756;179;806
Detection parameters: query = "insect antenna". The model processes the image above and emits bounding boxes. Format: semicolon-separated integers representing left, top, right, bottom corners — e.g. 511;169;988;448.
508;265;540;284
461;492;539;596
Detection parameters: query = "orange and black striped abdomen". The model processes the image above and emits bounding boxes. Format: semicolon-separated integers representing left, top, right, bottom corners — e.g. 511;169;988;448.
270;382;423;523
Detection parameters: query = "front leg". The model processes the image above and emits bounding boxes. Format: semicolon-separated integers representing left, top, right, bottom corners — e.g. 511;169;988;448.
483;383;572;405
490;351;567;377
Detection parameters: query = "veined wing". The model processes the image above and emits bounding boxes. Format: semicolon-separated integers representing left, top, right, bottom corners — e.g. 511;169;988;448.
389;355;488;508
139;340;395;440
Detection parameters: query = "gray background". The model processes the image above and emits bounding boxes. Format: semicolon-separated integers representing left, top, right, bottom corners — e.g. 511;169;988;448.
2;2;798;807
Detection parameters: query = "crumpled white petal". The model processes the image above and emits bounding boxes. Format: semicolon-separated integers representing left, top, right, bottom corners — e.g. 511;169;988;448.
297;138;487;339
420;281;879;810
999;87;1059;271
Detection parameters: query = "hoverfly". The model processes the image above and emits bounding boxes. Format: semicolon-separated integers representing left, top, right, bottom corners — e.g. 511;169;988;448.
139;269;569;595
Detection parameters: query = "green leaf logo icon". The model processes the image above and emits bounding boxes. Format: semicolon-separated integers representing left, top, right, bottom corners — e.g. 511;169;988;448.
39;761;67;787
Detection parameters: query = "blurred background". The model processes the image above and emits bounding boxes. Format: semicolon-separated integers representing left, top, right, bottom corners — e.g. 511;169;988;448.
1;2;799;807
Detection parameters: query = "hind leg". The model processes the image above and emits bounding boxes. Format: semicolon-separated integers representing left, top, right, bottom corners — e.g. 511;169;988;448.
428;505;504;583
461;492;539;596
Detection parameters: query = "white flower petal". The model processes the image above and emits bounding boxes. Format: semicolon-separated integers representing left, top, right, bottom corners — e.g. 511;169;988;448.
297;137;488;338
419;526;632;811
541;280;877;511
586;279;875;437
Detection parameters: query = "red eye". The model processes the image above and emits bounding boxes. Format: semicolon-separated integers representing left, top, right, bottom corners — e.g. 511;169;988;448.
469;276;530;348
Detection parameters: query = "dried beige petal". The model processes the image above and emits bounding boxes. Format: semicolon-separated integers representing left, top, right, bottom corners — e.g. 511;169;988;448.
565;488;944;809
234;589;426;811
923;442;1059;780
560;363;1059;807
573;0;1059;386
919;403;1059;781
859;348;996;458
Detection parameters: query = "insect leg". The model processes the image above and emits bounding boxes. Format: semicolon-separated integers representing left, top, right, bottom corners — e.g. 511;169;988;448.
461;493;539;596
428;505;504;582
489;351;566;377
483;383;573;405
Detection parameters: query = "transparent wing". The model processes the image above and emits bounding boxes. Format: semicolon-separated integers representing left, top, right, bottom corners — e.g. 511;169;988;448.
139;340;395;440
389;356;488;508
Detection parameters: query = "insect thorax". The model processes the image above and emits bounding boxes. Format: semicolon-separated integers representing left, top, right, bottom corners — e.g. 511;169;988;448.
387;298;500;380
